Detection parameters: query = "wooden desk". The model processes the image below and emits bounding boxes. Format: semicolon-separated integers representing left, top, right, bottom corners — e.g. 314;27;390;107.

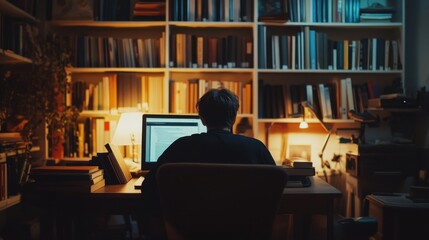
23;176;341;240
366;194;429;240
279;176;342;240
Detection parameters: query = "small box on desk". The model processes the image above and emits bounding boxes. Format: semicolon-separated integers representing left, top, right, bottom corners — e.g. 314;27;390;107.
367;95;418;108
281;165;315;188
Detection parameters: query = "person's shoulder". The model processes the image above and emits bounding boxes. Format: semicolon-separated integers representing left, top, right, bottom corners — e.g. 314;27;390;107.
175;133;206;142
233;134;264;144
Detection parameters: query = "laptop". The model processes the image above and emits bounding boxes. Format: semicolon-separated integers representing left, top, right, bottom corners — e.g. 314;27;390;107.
140;114;207;171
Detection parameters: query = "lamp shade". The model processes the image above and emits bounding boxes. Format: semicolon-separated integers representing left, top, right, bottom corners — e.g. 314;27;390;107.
111;112;143;146
299;120;309;129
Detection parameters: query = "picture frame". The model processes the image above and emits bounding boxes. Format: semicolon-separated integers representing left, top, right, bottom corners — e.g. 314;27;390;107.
288;144;312;161
258;0;289;22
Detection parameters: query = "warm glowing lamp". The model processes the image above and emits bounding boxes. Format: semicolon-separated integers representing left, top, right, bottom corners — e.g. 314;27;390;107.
299;113;309;129
111;112;143;163
300;101;332;181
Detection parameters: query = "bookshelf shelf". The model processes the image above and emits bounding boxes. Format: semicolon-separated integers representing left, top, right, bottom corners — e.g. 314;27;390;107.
168;21;254;28
0;194;21;211
367;107;421;113
45;0;405;162
51;20;167;28
258;69;402;74
67;67;166;73
0;1;36;22
258;22;402;28
0;49;32;64
169;68;254;73
258;118;356;124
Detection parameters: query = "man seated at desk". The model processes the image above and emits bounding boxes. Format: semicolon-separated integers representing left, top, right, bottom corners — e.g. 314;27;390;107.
139;88;276;239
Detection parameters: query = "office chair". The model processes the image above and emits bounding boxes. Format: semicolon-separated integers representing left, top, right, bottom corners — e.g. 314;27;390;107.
156;163;287;240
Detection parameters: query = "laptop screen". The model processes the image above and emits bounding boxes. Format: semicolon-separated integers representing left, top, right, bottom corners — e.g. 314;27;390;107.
141;114;207;169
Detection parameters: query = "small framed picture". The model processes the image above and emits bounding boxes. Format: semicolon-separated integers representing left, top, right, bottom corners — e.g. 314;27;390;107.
52;0;94;20
288;144;311;161
258;0;289;22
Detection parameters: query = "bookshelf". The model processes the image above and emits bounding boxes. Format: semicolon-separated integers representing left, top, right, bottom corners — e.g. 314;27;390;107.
0;0;39;211
46;0;405;166
0;0;36;65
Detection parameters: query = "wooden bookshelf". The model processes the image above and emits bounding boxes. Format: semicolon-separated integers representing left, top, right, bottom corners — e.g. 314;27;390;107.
0;0;40;211
46;0;405;163
0;194;21;211
0;49;32;64
0;0;37;22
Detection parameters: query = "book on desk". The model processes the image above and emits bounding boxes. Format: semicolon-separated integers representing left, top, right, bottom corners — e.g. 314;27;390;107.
29;165;106;193
281;160;315;188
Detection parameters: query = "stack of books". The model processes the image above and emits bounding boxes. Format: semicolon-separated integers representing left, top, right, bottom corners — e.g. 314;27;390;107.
281;160;315;188
132;1;166;21
29;166;105;193
359;3;395;23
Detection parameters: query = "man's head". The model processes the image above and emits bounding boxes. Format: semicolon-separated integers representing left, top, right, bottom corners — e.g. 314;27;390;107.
196;88;239;131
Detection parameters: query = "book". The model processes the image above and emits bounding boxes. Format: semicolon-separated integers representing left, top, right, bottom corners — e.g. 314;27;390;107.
281;166;316;177
104;143;132;184
32;173;104;186
31;165;99;175
292;160;313;168
258;0;289;22
30;168;103;181
32;179;106;193
91;152;120;185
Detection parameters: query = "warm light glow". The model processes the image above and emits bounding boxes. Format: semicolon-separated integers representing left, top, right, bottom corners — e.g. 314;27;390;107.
112;112;143;163
112;112;143;145
299;120;309;129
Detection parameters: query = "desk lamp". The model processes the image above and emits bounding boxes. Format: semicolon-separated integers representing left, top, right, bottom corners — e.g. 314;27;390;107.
300;101;331;181
111;112;143;163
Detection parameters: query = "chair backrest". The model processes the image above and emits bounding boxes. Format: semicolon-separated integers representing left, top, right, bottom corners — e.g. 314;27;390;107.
156;163;287;240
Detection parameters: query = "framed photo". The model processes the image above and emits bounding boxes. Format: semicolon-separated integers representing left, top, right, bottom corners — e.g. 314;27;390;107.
52;0;94;20
258;0;289;22
288;144;311;161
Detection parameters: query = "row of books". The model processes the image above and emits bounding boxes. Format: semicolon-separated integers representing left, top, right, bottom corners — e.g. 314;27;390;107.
307;32;402;71
0;16;28;58
0;153;7;201
288;0;361;23
57;117;117;158
170;0;252;22
1;158;29;201
258;26;402;71
169;79;252;114
51;0;256;22
0;132;34;201
63;34;165;68
70;74;164;113
170;33;253;68
258;77;380;119
313;0;360;23
30;143;133;193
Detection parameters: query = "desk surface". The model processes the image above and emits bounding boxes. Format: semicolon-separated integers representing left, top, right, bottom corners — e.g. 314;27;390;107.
367;193;429;240
278;177;341;214
366;193;429;209
93;176;341;197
